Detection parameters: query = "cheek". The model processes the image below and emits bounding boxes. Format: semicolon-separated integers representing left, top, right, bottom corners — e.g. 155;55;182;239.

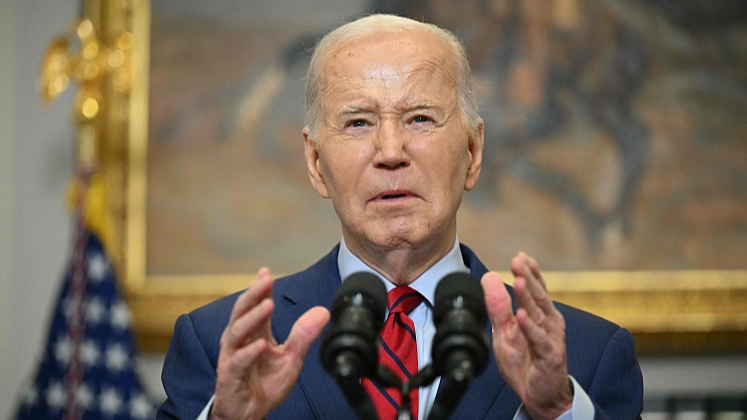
328;142;373;177
319;151;361;196
425;141;470;178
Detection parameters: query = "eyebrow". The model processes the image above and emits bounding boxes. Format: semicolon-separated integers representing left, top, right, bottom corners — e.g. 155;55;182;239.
407;103;441;112
338;106;372;116
335;102;443;118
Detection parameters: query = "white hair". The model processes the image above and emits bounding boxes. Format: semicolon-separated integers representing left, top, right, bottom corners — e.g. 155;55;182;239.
304;14;480;141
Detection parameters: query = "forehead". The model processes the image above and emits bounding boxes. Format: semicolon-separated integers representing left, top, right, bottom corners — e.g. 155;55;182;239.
319;30;458;104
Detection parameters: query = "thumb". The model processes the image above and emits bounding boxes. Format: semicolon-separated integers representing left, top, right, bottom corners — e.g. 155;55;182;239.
285;306;330;359
481;272;514;331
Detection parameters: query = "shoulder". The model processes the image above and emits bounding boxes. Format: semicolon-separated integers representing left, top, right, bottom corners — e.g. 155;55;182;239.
460;242;624;338
557;300;622;343
556;299;639;393
182;244;342;352
459;243;636;375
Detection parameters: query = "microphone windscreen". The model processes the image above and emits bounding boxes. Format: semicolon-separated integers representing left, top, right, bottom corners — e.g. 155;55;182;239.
434;272;487;324
333;272;388;322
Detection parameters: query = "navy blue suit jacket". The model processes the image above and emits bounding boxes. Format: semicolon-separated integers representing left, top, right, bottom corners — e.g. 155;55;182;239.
158;244;643;420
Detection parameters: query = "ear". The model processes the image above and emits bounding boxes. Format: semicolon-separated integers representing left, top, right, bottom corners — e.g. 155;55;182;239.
464;118;484;191
303;126;330;198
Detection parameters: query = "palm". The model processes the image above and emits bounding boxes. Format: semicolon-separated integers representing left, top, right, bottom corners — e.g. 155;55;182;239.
482;253;572;420
211;269;329;420
494;306;567;409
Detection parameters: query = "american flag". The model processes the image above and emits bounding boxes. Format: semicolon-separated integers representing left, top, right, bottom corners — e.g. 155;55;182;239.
14;224;156;420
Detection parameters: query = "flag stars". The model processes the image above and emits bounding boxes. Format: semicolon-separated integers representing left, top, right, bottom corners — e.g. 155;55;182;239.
54;336;73;366
80;339;101;368
105;343;129;372
22;232;156;419
45;381;66;411
86;297;106;325
99;387;123;415
75;384;95;409
110;300;131;329
87;252;109;282
130;393;156;419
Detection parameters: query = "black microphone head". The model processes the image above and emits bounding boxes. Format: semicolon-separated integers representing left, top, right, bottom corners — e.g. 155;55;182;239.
321;272;387;380
432;272;490;378
331;272;387;325
434;272;487;325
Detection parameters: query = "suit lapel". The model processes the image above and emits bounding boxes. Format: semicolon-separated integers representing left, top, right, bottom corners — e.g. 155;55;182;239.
271;246;358;419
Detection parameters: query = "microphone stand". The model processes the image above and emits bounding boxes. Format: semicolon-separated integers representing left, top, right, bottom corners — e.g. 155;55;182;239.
329;350;378;420
370;354;478;420
425;350;476;420
370;364;439;420
340;360;474;420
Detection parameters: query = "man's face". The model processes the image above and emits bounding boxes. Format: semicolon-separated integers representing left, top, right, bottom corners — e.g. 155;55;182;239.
303;29;484;257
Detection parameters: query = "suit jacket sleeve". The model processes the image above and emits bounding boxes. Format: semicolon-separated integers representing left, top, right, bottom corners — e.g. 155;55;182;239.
588;327;643;420
157;313;219;420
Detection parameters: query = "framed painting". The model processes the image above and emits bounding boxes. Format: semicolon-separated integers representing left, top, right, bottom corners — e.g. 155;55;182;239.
90;0;747;351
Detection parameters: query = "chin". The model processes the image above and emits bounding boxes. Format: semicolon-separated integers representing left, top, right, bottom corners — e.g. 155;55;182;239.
372;227;437;250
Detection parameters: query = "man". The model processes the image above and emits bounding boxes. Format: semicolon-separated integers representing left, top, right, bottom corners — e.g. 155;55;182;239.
157;14;643;420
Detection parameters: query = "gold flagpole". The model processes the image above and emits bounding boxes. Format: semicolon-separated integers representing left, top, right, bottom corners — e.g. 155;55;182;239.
39;1;134;258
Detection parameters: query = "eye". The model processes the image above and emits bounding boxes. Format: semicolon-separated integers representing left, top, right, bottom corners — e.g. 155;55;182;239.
411;115;432;123
345;119;369;128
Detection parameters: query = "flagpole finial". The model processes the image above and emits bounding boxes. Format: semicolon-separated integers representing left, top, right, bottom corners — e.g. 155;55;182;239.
40;15;134;247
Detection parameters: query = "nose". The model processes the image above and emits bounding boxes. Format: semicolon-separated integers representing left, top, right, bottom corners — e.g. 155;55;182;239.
373;120;410;169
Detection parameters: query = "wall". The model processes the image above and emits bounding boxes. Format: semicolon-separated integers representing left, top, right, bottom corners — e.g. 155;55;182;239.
0;0;17;415
1;0;78;417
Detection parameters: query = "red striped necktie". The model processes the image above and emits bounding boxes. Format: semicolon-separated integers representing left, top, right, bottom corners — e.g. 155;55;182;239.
363;286;423;420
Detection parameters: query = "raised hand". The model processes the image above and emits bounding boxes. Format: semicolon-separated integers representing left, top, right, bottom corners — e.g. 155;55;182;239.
481;253;573;420
210;268;330;420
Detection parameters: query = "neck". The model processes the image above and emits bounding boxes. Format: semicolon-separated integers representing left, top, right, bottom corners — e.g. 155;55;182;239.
343;231;456;286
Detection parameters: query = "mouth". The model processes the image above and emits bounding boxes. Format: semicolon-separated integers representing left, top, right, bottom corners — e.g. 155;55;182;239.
371;190;418;202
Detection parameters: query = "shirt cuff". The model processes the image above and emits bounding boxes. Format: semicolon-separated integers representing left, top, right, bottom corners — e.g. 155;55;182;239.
196;395;216;420
512;376;595;420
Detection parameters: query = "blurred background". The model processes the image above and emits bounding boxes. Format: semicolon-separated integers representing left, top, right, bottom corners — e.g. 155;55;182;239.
143;0;747;274
2;0;747;419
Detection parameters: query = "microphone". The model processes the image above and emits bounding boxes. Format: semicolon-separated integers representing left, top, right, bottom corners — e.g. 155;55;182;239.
429;272;490;420
321;272;387;420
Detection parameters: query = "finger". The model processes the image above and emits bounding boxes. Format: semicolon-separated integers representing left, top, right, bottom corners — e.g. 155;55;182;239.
512;252;546;289
520;264;556;317
515;308;554;355
223;298;274;352
230;337;269;371
481;272;515;332
284;306;331;360
513;274;545;327
510;252;526;278
229;268;274;325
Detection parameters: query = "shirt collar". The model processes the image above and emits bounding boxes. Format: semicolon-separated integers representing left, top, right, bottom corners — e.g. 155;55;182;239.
337;236;469;308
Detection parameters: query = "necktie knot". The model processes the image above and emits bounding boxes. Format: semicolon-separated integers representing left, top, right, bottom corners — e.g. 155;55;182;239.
388;286;423;315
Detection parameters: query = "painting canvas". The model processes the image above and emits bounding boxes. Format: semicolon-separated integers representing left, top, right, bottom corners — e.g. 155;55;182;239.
145;0;747;277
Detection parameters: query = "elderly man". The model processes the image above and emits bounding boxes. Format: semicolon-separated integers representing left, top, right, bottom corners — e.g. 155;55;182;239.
157;14;643;420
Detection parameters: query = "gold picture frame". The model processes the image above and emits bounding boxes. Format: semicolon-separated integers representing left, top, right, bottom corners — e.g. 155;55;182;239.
85;0;747;352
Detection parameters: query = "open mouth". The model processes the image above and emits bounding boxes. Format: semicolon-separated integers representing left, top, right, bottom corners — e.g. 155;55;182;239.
372;190;416;202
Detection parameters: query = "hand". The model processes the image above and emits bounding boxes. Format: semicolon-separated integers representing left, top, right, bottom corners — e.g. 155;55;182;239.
210;268;330;420
481;253;573;420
